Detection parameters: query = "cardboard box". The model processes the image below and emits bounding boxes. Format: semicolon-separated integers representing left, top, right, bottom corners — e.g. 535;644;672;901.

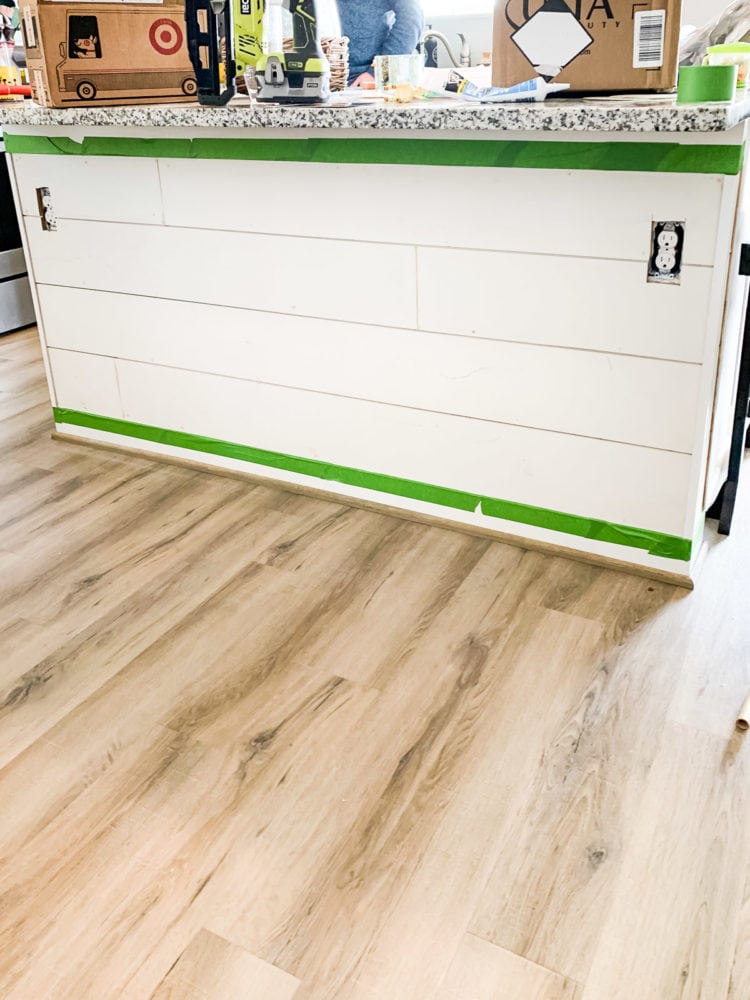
493;0;682;93
20;0;198;107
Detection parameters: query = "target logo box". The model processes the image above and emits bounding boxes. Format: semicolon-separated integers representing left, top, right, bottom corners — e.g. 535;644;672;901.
20;0;198;106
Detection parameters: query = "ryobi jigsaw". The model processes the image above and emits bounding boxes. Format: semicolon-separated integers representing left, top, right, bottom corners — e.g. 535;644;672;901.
184;0;330;106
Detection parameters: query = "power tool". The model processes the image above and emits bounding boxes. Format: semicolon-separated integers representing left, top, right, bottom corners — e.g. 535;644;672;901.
184;0;330;106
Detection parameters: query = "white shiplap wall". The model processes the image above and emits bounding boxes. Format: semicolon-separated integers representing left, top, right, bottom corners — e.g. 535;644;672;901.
12;145;735;579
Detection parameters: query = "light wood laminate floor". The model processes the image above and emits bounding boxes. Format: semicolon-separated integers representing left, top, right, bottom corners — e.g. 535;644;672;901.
2;327;750;1000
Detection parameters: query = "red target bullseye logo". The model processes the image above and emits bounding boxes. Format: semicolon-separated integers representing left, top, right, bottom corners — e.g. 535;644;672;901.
149;18;183;56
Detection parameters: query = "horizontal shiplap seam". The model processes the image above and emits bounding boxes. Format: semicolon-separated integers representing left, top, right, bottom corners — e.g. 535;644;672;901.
37;281;703;368
52;406;693;562
46;345;696;455
35;283;708;366
6;133;744;175
20;214;717;269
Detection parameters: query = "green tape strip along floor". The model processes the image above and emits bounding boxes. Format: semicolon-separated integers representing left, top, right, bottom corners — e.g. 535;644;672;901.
5;133;743;174
53;407;692;561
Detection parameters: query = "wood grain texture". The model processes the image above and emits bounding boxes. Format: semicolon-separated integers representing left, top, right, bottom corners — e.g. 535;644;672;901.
152;929;300;1000
728;870;750;1000
1;327;750;1000
437;935;581;1000
581;722;749;1000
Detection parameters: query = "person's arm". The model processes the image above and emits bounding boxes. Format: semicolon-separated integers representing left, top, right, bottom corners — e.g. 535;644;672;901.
380;0;424;57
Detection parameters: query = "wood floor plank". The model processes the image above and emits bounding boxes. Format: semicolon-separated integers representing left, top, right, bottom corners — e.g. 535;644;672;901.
0;497;304;768
437;934;581;1000
666;536;750;739
581;722;749;1000
152;929;300;1000
0;452;155;552
0;506;385;873
121;531;498;997
1;673;368;998
0;616;71;689
0;513;405;995
727;868;750;1000
208;584;607;998
469;577;682;983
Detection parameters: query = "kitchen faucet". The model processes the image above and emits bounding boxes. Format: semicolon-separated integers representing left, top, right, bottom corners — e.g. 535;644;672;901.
420;30;471;68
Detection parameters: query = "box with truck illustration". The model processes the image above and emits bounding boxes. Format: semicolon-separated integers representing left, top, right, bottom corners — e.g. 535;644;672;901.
493;0;682;93
19;0;198;106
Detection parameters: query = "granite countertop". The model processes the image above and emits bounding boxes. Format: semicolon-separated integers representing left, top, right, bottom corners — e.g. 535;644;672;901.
1;93;750;132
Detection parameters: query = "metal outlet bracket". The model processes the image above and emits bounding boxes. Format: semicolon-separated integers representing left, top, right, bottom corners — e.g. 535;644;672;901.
36;186;57;232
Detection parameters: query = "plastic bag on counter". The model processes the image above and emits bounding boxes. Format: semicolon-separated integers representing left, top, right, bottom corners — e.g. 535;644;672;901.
680;0;750;65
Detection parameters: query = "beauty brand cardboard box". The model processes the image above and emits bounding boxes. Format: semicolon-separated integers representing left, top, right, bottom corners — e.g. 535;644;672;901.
493;0;682;93
20;0;198;107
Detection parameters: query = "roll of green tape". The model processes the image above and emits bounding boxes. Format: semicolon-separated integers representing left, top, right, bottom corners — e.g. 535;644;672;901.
677;64;738;103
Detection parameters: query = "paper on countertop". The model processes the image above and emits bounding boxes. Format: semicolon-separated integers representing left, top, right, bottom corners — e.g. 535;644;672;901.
421;65;493;92
581;93;678;105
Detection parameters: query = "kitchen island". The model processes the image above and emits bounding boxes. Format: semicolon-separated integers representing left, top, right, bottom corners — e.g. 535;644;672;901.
2;94;749;586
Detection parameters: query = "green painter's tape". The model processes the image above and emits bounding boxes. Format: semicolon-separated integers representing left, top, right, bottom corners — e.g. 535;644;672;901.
5;132;744;174
52;407;692;561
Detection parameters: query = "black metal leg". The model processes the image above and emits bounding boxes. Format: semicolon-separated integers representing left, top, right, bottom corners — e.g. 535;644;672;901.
707;248;750;535
707;483;725;522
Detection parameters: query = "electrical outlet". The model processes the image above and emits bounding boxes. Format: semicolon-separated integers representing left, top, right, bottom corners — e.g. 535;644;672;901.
36;186;57;232
648;221;684;285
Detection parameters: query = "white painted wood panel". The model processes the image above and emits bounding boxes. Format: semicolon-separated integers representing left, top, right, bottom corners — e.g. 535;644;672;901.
159;159;723;266
13;155;163;225
47;347;120;416
418;246;714;363
40;285;701;453
93;354;693;537
7;154;60;406
703;284;745;508
26;220;417;329
53;419;694;580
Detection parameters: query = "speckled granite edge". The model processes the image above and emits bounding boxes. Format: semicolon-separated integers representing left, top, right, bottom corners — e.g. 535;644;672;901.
0;96;749;132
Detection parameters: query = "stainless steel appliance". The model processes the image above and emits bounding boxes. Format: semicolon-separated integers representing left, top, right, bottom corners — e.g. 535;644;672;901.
0;136;34;335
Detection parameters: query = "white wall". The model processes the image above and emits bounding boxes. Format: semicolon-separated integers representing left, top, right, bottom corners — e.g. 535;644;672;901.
682;0;726;27
423;13;493;67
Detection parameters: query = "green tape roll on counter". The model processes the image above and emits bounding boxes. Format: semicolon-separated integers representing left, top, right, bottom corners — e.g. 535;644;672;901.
677;64;738;104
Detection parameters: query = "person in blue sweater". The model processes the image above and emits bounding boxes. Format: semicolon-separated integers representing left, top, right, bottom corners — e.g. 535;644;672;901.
337;0;424;87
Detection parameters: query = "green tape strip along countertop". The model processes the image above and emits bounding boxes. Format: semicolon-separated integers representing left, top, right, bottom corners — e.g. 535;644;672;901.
5;132;744;174
53;408;692;562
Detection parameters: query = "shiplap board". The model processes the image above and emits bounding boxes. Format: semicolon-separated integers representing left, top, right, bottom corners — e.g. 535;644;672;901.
47;348;119;416
54;420;696;582
40;285;701;453
11;154;723;265
26;220;417;329
70;354;695;537
159;159;723;266
703;285;744;509
13;154;163;225
418;246;714;363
